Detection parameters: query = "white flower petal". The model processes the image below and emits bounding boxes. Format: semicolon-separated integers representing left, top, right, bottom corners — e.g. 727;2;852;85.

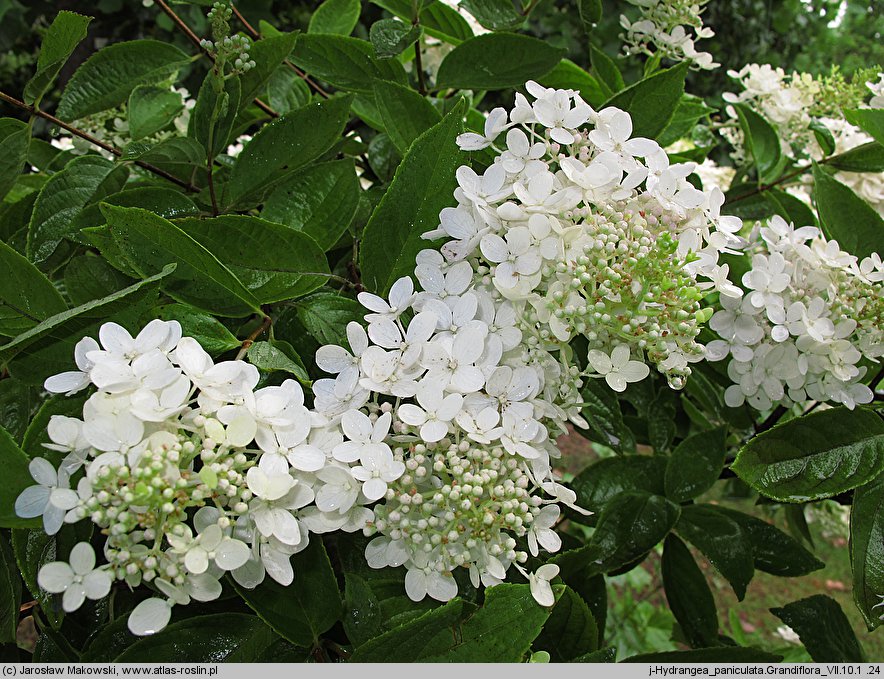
128;598;173;636
38;562;74;593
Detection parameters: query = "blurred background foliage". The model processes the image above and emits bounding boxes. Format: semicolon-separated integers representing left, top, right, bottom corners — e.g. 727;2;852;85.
2;0;882;112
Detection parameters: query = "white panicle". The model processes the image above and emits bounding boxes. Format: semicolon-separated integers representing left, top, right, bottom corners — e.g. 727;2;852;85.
17;319;333;636
708;215;882;411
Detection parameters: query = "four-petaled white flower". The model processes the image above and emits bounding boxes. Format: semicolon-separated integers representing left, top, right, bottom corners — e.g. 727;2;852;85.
397;385;464;442
38;542;112;612
15;458;79;535
587;345;650;392
528;564;560;607
351;447;405;501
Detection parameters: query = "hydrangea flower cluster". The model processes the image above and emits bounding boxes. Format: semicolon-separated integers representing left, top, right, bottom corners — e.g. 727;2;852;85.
312;275;586;606
14;320;349;636
708;215;883;411
722;64;884;215
620;0;718;70
446;81;744;390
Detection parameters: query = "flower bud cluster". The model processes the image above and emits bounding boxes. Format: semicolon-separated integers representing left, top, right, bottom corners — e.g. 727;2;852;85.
708;216;882;411
620;0;718;70
201;3;256;74
365;439;559;602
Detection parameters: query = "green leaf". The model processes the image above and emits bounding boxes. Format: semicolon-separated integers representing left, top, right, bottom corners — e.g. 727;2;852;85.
226;95;353;206
0;264;173;366
189;74;241;159
0;425;42;529
570;455;666;515
352;584;553;662
425;584;557;662
119;137;204;183
812;163;884;260
0;378;40;442
623;648;783;662
289;35;407;93
238;32;299;108
261;160;359;251
675;504;754;600
234;538;342;646
459;0;525;31
538;59;606;108
98;205;261;317
309;0;361;35
367;132;401;182
0;120;30;203
771;595;865;662
374;79;442;154
590;44;624;97
577;378;635;452
662;534;719;648
827;141;884;173
71;186;200;241
369;19;422;59
247;341;309;383
0;534;20;643
343;573;384;647
664;426;726;502
360;99;465;294
266;67;311;115
371;0;473;44
27;155;128;265
810;119;836;156
533;586;598;661
58;40;191;120
764;188;818;228
850;475;884;629
154;303;240;355
732;406;884;503
603;63;688;140
574;647;616;662
715;508;823;578
0;240;67;336
590;492;680;573
657;94;716;148
435;34;565;91
732;103;782;184
128;85;184;140
349;598;469;662
295;292;363;346
116;614;276;662
23;11;91;105
578;0;603;26
178;215;329;303
844;108;884;146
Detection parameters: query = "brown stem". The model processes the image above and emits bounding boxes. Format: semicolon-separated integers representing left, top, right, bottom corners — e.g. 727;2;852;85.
520;0;541;15
756;405;788;433
413;35;427;96
207;154;219;215
0;91;198;192
156;0;205;52
229;4;331;99
728;152;843;205
727;165;813;204
156;0;279;118
235;314;272;360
